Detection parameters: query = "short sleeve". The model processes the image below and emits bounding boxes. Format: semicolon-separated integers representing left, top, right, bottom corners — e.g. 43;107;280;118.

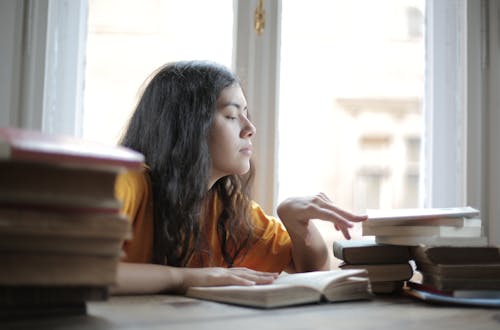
235;202;292;273
114;168;154;263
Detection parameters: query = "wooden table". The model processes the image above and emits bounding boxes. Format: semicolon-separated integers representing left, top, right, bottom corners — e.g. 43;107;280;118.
1;294;499;329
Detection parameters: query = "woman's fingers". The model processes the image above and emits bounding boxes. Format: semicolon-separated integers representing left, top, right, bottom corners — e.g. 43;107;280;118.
204;268;278;287
277;193;366;240
180;267;278;290
317;193;367;222
229;268;279;284
312;194;364;239
318;207;354;228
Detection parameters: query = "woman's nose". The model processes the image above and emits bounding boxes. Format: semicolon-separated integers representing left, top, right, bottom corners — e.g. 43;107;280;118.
242;118;256;138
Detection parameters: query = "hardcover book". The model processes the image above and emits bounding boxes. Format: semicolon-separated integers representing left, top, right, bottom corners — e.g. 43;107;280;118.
375;235;488;247
410;246;500;264
415;262;500;278
333;239;410;265
405;284;500;307
362;224;482;237
0;127;144;170
338;262;414;282
421;274;500;291
364;207;480;226
0;252;121;286
0;161;122;211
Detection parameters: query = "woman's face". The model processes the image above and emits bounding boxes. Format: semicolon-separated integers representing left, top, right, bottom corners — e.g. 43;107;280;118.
208;84;256;187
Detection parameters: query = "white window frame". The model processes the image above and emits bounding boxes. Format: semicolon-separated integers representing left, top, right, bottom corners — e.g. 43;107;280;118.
425;0;499;245
7;0;87;136
0;0;24;127
483;0;500;245
233;0;281;214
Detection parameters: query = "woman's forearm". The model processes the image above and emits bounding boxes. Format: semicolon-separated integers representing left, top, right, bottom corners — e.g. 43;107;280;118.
283;220;330;272
110;262;279;295
111;262;183;295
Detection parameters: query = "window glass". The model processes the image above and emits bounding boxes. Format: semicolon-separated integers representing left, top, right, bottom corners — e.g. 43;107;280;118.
83;0;234;144
278;0;425;265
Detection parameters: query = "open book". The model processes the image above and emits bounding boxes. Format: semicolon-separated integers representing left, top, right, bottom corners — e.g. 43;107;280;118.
186;269;372;308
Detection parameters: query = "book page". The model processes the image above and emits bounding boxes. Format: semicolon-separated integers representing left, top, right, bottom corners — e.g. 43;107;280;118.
274;269;367;292
186;283;321;308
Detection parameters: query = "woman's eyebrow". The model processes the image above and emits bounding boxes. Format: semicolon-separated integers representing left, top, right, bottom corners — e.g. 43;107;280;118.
223;102;248;111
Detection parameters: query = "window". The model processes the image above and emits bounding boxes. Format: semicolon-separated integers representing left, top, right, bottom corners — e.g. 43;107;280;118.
277;1;425;265
83;0;234;144
278;0;425;211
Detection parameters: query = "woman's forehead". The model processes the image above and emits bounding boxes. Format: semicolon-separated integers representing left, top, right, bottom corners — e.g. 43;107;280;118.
217;85;247;107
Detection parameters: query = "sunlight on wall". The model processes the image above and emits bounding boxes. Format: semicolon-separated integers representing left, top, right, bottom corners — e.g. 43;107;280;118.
83;0;233;144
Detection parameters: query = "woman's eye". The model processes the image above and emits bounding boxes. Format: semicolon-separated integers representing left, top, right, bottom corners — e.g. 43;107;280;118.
226;116;237;120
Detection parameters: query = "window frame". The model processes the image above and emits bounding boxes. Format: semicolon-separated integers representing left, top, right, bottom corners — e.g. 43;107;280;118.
10;0;87;136
233;0;281;214
425;0;499;244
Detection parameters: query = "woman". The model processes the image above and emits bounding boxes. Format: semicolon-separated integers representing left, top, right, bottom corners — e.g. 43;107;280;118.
113;61;366;294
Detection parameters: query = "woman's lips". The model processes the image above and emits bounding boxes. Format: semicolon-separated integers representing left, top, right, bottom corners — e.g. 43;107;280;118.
240;145;253;155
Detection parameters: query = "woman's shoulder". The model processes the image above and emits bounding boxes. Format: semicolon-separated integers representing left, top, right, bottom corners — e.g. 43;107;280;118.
249;200;281;225
115;164;151;197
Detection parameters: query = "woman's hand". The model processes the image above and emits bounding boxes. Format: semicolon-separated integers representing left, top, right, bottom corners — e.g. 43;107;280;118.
277;192;367;240
178;267;278;292
276;193;367;272
112;263;279;295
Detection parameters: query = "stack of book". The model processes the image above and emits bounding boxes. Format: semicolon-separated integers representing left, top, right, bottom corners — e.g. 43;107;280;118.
362;206;487;247
361;206;500;305
409;245;500;294
333;239;413;293
0;127;144;318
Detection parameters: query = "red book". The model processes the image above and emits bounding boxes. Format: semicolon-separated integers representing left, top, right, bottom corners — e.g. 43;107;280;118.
0;127;144;170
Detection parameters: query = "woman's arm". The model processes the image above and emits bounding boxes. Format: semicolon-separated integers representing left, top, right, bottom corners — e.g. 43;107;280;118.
277;193;367;273
110;262;279;295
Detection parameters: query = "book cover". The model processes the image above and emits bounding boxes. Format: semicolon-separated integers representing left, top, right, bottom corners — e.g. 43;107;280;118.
333;239;410;264
338;262;414;282
0;161;122;211
0;253;121;286
408;281;500;299
0;208;131;240
415;262;500;278
410;246;500;264
375;235;488;247
0;303;87;319
0;285;108;306
0;208;130;256
364;207;479;226
362;224;482;237
0;235;124;257
370;281;404;294
0;127;144;170
404;286;500;307
186;269;372;308
422;274;500;291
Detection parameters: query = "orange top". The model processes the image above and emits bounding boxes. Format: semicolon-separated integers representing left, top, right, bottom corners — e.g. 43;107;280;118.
115;168;292;273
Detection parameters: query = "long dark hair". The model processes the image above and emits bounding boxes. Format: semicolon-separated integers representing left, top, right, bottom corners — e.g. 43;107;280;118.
121;61;255;267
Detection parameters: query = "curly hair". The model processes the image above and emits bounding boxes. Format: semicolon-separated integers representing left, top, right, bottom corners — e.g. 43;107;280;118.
121;61;255;267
